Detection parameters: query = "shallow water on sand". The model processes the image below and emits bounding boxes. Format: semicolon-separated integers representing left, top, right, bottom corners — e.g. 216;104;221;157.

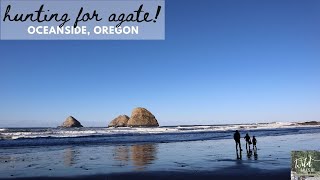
0;132;319;178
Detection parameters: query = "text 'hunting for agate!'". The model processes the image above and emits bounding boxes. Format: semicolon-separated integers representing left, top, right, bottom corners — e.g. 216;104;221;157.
2;4;162;28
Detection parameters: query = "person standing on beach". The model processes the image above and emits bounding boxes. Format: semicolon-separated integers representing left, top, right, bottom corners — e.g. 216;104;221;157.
244;133;251;150
252;136;257;150
233;130;242;151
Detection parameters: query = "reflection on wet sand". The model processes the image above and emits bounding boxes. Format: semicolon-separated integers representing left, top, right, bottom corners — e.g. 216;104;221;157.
64;148;77;167
254;148;258;160
236;148;258;161
236;150;242;160
114;146;130;164
131;144;157;170
113;144;157;170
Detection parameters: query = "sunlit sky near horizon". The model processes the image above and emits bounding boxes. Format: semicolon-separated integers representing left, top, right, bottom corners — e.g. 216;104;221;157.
0;0;320;127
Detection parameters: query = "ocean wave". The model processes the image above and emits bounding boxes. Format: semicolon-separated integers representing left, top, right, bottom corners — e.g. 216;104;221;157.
0;122;316;140
0;128;7;132
0;121;318;141
0;121;318;142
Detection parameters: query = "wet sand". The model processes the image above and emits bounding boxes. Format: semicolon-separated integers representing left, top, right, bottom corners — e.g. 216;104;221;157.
1;133;319;179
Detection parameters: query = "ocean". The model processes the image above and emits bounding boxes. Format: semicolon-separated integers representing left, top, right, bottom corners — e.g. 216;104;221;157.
0;122;319;147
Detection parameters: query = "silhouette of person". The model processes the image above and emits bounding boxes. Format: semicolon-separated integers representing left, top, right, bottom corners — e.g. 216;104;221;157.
244;133;251;151
233;130;242;151
252;136;257;150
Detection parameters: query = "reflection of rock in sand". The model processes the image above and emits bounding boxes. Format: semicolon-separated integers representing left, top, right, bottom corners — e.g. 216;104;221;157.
131;144;157;170
113;144;158;170
114;146;130;164
64;148;77;167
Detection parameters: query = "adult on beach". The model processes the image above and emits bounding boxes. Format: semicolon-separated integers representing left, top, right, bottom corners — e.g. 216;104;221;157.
233;130;242;151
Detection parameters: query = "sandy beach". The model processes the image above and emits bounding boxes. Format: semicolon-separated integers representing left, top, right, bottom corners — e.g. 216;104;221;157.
1;131;319;180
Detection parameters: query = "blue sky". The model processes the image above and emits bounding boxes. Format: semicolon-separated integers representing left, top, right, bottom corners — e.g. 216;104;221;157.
0;0;320;127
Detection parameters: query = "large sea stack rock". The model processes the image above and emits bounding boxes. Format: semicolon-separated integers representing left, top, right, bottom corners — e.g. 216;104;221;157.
108;115;129;127
127;108;159;127
61;116;83;128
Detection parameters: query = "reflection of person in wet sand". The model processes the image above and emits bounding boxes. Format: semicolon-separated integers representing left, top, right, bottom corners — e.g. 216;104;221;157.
236;149;242;160
131;144;157;170
246;148;252;159
233;130;242;152
253;148;258;160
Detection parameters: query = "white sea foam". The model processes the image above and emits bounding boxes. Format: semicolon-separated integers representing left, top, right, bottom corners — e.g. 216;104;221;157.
0;122;318;140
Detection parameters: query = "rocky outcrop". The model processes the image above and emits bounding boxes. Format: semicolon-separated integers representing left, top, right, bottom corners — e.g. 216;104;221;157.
127;107;159;127
61;116;83;128
108;115;129;127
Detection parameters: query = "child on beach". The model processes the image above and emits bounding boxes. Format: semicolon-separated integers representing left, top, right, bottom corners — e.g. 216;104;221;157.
244;133;251;151
252;136;257;150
